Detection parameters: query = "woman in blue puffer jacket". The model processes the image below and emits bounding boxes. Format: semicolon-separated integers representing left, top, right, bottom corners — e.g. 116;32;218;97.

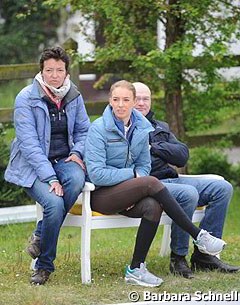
5;47;90;285
84;80;226;287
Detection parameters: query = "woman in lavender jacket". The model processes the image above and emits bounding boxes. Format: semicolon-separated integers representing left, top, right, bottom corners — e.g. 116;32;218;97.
5;47;90;285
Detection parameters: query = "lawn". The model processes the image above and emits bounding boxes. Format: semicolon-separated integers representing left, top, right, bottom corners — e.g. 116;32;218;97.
0;188;240;305
0;80;30;108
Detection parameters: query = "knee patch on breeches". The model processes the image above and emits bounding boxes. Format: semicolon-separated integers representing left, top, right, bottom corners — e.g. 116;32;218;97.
140;197;163;223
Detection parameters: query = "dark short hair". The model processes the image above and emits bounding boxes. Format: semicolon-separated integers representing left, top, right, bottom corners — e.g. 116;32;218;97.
39;47;70;72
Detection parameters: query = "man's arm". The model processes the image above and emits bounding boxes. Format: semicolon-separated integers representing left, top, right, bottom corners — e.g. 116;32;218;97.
150;122;189;167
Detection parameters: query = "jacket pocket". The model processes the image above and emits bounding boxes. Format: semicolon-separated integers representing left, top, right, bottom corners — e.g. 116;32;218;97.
107;138;123;143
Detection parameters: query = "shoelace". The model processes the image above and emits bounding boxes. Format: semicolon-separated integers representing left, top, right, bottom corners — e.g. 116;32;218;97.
140;265;147;274
200;232;218;247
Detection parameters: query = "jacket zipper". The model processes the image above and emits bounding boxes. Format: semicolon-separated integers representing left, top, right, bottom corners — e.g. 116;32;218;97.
124;141;131;168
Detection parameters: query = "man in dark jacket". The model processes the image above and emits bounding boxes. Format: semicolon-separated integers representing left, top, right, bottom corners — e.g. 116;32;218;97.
133;82;240;278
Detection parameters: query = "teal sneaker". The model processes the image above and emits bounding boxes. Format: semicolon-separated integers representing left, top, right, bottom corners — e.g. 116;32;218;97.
125;262;163;287
193;229;226;256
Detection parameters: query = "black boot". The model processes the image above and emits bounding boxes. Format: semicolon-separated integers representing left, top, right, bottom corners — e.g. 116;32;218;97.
30;269;51;285
170;252;194;279
26;234;41;259
191;248;240;273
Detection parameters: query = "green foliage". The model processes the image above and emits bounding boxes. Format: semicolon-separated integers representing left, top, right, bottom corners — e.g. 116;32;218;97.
0;80;28;108
44;0;160;84
44;0;240;136
0;0;60;64
184;80;240;133
231;163;240;187
1;1;240;205
188;145;240;186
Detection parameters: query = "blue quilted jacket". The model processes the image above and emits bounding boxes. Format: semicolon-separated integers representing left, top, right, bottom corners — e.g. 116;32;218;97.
5;80;90;187
84;105;154;186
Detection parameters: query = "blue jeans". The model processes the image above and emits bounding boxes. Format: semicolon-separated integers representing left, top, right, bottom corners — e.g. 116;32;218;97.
161;176;233;256
25;158;85;272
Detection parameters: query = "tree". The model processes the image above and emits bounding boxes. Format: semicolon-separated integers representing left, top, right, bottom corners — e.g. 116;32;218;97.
0;0;60;64
164;0;185;137
44;0;240;138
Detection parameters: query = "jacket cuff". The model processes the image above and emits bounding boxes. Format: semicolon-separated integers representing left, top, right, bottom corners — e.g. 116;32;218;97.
70;151;82;159
49;179;60;186
42;175;58;184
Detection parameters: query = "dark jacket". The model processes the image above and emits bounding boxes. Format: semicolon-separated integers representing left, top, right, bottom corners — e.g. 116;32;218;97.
146;111;189;179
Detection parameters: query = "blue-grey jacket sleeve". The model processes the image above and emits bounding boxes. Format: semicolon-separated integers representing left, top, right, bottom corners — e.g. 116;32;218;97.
134;136;151;176
84;124;135;186
70;95;90;158
150;125;189;167
14;96;56;182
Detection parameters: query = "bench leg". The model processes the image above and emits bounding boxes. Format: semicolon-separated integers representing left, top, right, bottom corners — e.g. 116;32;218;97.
81;223;91;284
160;224;171;257
81;190;92;284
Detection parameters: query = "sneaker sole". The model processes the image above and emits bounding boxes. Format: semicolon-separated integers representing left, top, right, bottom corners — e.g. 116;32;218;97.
170;266;194;279
191;261;240;273
125;276;163;287
30;277;50;285
191;261;217;272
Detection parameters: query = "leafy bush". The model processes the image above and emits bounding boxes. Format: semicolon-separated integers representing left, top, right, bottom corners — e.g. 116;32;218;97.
188;145;240;185
230;163;240;187
184;80;240;134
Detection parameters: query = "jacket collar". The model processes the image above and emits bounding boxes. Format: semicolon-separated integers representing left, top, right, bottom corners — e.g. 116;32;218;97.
29;79;80;105
146;110;155;123
102;105;153;135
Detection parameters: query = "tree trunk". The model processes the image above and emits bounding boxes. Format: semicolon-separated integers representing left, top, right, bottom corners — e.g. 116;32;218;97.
165;83;185;138
164;0;185;139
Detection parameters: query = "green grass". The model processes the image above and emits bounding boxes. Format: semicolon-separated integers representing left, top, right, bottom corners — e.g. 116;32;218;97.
0;189;240;305
0;80;30;108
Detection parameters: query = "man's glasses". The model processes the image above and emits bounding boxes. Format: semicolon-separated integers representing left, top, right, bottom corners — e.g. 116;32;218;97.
136;96;151;102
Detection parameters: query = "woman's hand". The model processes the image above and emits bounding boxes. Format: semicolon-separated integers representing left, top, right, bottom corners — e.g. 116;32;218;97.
49;181;64;197
65;154;86;171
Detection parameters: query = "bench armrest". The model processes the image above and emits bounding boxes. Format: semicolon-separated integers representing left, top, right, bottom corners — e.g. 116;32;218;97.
83;182;95;192
179;174;224;180
81;182;95;218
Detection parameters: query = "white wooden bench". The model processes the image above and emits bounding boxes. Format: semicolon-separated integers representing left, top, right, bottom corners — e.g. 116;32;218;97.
34;174;224;284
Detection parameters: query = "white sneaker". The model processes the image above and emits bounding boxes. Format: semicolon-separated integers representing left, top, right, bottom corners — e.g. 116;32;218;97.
125;262;163;287
193;229;226;256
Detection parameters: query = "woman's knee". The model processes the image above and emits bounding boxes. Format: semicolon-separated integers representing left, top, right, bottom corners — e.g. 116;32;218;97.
141;197;163;223
140;176;165;194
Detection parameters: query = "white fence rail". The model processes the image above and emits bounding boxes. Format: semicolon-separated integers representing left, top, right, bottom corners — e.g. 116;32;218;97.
0;205;36;225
